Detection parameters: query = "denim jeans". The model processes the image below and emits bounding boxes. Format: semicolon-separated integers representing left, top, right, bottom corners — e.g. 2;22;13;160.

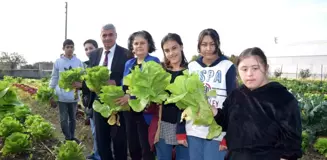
58;102;77;140
187;136;226;160
155;138;189;160
90;117;101;160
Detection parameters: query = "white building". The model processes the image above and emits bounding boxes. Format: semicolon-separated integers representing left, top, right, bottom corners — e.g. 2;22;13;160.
267;40;327;79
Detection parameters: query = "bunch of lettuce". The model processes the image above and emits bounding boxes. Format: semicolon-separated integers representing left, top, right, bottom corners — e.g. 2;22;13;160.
35;86;57;104
55;141;85;160
165;70;222;139
93;86;130;126
0;81;23;120
0;132;32;156
0;81;22;107
83;66;110;94
123;61;171;112
59;67;84;92
0;116;24;138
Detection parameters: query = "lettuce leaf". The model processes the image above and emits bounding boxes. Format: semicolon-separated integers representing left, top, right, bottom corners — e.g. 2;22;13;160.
0;81;23;107
93;86;130;117
123;61;171;112
35;86;57;104
165;70;222;139
59;67;84;92
83;66;110;94
93;86;130;126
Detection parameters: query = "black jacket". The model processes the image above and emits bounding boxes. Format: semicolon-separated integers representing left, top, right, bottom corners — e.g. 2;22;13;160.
215;82;302;160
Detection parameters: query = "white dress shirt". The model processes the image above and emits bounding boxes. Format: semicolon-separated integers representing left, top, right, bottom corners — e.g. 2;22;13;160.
99;44;116;70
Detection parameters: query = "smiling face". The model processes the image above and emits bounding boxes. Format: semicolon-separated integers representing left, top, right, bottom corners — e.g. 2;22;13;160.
238;55;268;90
132;36;149;57
101;29;117;50
163;40;183;67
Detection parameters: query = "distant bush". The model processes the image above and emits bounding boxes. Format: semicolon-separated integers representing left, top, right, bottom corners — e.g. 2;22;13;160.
300;69;311;79
274;68;282;78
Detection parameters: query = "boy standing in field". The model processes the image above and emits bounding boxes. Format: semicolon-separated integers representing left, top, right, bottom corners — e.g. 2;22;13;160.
49;39;84;143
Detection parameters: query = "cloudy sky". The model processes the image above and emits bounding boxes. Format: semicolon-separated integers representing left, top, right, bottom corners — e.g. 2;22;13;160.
0;0;326;64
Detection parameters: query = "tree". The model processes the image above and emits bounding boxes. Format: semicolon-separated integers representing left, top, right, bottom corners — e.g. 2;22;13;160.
0;52;27;69
229;54;238;65
274;68;282;78
190;54;200;62
299;68;311;79
21;64;36;69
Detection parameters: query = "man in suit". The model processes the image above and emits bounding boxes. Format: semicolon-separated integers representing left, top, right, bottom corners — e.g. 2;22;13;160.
87;23;133;160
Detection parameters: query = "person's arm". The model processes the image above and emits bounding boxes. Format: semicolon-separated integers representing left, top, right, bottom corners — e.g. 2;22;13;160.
214;94;232;132
122;60;130;94
279;99;302;160
49;61;59;89
225;64;237;95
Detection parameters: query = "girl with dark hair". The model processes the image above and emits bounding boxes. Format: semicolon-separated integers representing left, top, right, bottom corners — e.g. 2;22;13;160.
151;33;189;160
186;28;237;160
213;47;302;160
116;30;159;160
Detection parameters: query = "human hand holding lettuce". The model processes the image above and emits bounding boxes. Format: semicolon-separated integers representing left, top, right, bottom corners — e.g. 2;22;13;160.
165;70;222;139
93;86;130;126
58;68;84;92
122;61;171;112
79;61;222;139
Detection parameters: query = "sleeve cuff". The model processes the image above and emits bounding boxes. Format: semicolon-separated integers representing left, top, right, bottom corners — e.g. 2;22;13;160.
176;134;187;141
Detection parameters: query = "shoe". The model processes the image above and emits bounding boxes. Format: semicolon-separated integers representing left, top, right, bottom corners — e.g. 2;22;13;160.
74;138;81;144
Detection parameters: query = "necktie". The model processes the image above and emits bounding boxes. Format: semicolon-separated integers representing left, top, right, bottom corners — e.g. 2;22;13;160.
103;50;110;66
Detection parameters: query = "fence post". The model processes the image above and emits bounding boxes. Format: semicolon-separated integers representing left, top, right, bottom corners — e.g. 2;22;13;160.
321;64;323;82
296;64;298;79
281;64;283;78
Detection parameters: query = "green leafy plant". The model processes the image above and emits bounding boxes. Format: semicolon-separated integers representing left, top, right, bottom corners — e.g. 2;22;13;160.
59;67;84;92
3;76;15;84
0;132;31;156
302;131;309;153
24;114;54;141
28;121;54;141
314;137;327;158
0;81;23;107
15;77;23;83
300;96;327;143
55;141;85;160
165;70;222;139
35;86;57;104
0;116;24;138
83;66;110;94
123;61;171;112
93;86;130;126
24;115;44;127
13;105;31;122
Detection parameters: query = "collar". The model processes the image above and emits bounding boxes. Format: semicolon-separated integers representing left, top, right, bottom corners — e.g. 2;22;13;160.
103;44;117;55
196;55;227;67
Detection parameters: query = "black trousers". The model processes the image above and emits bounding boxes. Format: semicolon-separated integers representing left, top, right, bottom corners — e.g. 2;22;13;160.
123;111;155;160
94;110;127;160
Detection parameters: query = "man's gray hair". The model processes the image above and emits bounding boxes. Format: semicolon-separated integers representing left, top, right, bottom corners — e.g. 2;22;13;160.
102;23;116;33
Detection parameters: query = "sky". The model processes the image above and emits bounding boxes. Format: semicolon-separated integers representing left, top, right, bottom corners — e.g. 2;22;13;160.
0;0;327;64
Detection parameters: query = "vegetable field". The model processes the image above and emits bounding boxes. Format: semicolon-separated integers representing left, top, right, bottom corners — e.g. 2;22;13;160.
0;75;326;159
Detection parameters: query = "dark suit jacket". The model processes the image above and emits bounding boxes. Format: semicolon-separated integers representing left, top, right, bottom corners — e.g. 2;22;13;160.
82;45;133;110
